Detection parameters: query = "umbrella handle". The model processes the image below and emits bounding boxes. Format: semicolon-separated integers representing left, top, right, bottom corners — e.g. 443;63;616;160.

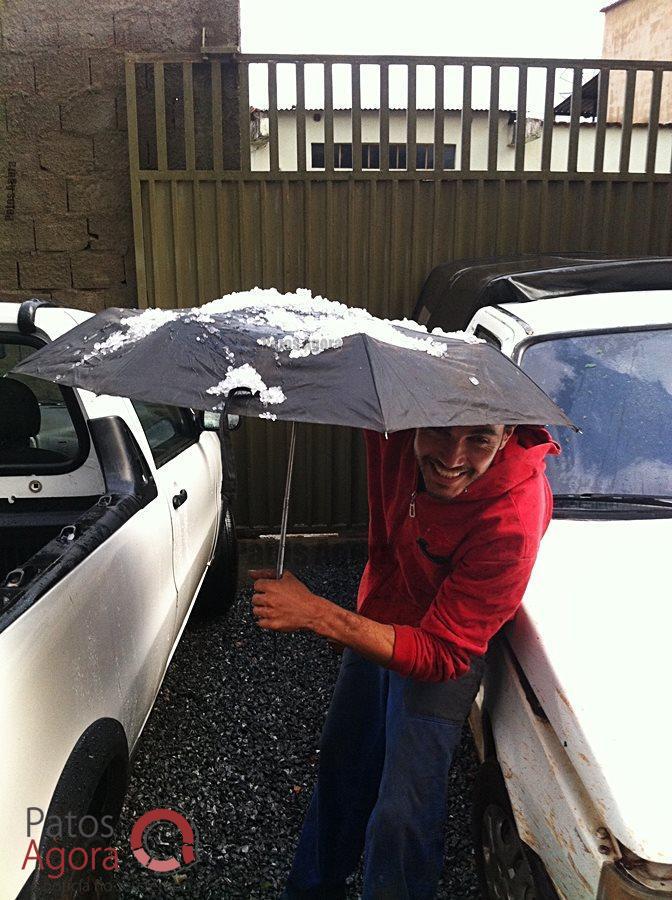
276;421;297;579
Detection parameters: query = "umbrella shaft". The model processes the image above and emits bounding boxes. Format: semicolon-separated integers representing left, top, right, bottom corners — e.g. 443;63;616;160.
276;421;297;579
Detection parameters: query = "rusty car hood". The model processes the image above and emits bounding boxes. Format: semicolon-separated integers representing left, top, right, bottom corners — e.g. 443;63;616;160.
507;514;672;862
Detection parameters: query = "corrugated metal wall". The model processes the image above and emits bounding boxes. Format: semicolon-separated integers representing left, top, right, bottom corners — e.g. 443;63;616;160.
125;53;672;531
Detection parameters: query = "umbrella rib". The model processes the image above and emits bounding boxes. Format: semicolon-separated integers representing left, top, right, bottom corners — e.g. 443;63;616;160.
360;334;387;433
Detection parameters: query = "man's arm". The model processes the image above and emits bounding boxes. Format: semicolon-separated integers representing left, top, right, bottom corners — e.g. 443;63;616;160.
250;569;394;666
251;528;538;681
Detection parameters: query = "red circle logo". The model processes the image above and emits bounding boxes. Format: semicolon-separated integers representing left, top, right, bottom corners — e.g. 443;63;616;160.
130;808;197;873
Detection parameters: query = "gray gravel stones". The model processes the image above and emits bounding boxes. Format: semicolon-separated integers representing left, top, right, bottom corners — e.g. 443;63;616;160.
114;553;481;898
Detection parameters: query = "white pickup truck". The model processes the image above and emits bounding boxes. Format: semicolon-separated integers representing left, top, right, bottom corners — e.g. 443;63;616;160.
0;299;238;899
461;290;672;900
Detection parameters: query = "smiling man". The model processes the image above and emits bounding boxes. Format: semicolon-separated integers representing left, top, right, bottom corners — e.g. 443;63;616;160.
251;422;559;899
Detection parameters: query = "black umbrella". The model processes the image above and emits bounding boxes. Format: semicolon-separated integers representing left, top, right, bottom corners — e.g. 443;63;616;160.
13;292;576;575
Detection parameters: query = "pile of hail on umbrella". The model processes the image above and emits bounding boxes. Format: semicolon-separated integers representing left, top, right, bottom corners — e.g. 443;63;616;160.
76;287;482;422
13;287;576;578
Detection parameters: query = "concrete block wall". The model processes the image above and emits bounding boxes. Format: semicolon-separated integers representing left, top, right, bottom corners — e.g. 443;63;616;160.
0;0;240;312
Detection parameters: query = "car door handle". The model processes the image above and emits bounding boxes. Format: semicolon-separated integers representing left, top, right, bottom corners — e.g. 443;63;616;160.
172;489;188;509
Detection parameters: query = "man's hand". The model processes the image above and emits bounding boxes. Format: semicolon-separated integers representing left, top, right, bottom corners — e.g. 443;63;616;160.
249;568;395;667
249;569;331;633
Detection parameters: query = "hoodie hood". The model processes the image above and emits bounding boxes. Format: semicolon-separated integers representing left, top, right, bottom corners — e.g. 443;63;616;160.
449;425;561;504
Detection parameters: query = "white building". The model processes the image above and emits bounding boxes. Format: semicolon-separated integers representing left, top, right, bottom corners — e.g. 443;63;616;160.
250;108;672;174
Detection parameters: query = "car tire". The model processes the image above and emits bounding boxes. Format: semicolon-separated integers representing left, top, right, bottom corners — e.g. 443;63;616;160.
191;505;239;621
471;757;559;900
22;719;128;900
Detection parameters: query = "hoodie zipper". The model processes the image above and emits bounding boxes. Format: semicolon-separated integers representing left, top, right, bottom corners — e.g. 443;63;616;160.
409;490;417;518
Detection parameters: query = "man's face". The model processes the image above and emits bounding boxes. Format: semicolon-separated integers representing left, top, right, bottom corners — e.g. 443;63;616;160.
413;424;514;500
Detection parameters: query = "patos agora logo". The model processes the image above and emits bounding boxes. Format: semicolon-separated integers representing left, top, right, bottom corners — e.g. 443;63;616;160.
23;806;198;880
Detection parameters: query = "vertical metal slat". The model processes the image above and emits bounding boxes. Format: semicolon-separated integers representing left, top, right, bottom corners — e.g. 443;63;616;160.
431;179;441;265
380;64;390;174
347;179;356;298
541;66;555;172
154;61;168;170
366;180;377;308
211;60;224;170
567;67;582;174
215;180;226;294
407;63;417;172
594;68;610;173
487;65;500;173
193;177;205;303
515;65;528;173
620;68;636;174
239;61;251;174
352;62;362;173
147;178;162;307
296;62;307;172
170;179;182;307
324;62;334;174
304;180;312;289
645;68;662;175
389;179;399;306
461;64;473;171
268;62;280;173
183;62;196;171
125;59;149;308
434;64;444;173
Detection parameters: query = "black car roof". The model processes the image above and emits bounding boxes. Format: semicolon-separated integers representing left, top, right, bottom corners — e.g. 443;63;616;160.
413;254;672;332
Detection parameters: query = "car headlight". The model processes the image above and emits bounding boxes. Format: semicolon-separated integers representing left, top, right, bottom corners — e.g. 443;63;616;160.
598;844;672;898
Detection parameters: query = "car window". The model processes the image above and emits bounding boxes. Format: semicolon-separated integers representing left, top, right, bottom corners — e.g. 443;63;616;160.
131;401;197;468
0;336;83;471
473;325;501;348
520;328;672;498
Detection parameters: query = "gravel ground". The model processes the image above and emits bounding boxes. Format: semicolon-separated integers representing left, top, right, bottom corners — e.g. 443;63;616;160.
113;547;482;899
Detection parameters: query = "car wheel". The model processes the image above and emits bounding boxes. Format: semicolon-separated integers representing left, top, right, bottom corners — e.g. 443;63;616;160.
192;505;238;621
22;720;128;900
471;758;558;900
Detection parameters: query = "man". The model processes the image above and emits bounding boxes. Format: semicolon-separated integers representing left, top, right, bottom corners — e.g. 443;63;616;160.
251;422;559;899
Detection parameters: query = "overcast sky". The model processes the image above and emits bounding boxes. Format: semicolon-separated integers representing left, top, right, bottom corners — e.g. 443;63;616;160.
240;0;608;115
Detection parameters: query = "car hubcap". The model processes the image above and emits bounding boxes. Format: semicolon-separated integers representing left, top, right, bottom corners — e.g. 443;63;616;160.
481;802;537;899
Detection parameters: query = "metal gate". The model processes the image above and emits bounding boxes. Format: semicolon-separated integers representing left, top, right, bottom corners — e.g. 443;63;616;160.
125;52;672;532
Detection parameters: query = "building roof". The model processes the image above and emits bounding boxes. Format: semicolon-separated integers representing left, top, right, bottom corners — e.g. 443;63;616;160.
600;0;632;12
273;106;514;114
554;73;599;117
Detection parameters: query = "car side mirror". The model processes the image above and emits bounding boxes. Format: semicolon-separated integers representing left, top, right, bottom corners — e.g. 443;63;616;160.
199;411;241;432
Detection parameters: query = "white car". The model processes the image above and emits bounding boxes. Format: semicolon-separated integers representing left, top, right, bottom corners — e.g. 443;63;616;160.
461;290;672;899
0;300;237;899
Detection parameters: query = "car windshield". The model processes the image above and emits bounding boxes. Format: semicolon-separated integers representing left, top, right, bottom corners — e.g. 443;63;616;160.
520;328;672;499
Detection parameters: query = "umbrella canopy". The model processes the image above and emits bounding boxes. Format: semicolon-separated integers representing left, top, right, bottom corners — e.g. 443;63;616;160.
13;288;575;434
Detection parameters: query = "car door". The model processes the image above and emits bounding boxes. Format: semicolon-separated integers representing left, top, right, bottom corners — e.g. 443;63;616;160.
131;402;222;628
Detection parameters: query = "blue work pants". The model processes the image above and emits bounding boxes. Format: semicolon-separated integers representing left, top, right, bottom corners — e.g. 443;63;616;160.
282;648;484;900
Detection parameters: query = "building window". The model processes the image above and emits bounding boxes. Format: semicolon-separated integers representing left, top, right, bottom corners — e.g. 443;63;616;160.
442;144;457;169
334;143;352;168
310;142;353;169
362;143;380;169
415;144;457;169
388;144;408;170
311;143;325;168
311;141;457;171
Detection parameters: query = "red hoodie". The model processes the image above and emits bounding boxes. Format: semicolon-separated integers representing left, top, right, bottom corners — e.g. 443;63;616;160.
357;426;560;682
